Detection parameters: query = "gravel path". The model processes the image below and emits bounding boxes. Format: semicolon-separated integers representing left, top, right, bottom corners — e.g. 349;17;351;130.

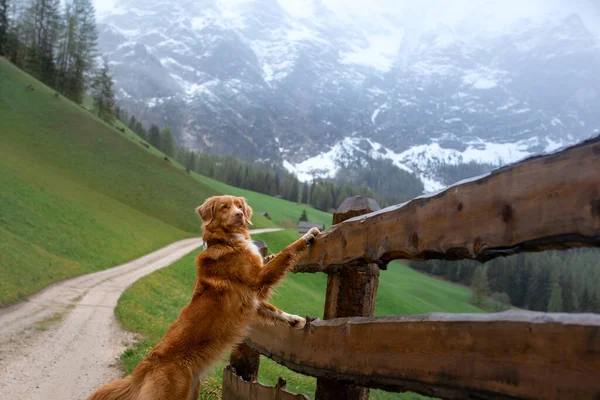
0;228;281;400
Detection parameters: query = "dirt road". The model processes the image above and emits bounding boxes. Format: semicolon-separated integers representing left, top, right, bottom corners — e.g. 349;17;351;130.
0;228;281;400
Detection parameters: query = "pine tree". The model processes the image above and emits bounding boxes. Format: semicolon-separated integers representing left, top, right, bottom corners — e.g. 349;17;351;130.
579;288;590;312
0;0;9;55
59;0;97;103
6;3;24;66
299;209;308;222
148;124;161;149
274;174;281;196
547;283;563;312
590;292;600;313
128;115;137;130
470;267;490;307
289;180;299;203
134;121;146;140
309;180;316;204
20;0;61;84
119;108;128;124
91;58;115;122
161;127;175;157
301;183;310;204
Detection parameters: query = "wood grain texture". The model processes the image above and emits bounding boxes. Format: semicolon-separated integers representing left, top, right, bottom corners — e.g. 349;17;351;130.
222;367;311;400
245;311;600;399
229;342;260;382
317;198;380;400
293;136;600;273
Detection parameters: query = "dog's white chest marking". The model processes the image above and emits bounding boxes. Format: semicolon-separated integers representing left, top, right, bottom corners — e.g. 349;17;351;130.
235;234;263;259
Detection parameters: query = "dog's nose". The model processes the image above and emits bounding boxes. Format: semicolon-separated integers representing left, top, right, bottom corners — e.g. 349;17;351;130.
235;211;243;218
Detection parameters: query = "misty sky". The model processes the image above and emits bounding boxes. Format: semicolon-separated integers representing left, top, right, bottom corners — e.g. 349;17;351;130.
91;0;600;38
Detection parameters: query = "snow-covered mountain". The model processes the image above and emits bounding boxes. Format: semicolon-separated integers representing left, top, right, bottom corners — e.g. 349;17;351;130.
97;0;600;191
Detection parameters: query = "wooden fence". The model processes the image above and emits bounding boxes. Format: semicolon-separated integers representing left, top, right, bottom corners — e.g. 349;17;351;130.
223;136;600;400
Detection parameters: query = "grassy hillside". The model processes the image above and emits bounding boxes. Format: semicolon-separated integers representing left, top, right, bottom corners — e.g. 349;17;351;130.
0;58;272;306
193;174;332;228
117;230;484;399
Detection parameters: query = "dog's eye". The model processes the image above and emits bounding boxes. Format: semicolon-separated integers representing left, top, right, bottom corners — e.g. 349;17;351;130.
221;204;228;210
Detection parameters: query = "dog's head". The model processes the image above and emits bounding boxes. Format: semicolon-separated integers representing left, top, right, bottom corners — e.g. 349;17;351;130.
196;196;253;238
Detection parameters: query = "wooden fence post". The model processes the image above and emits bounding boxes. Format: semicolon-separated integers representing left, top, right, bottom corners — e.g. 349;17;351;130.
228;240;268;382
315;197;381;400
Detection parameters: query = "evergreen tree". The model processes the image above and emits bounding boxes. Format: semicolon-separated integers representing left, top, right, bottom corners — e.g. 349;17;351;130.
119;108;128;124
289;180;299;203
114;105;120;120
60;0;97;103
590;292;600;313
274;174;281;196
20;0;61;84
0;0;9;55
6;4;25;66
148;124;161;149
301;183;310;204
134;121;146;140
91;58;115;122
128;115;137;130
161;127;175;157
547;283;563;312
579;288;590;312
470;267;489;307
309;180;316;203
299;209;308;222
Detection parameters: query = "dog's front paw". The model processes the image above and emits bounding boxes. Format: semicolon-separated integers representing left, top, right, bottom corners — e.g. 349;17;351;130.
287;314;306;330
263;254;276;263
302;227;320;244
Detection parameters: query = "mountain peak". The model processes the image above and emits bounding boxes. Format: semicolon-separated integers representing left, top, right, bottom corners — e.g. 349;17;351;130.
97;0;600;192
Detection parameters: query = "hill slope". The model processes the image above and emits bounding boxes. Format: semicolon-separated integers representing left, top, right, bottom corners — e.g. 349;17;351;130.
192;174;332;228
0;58;223;306
117;229;484;399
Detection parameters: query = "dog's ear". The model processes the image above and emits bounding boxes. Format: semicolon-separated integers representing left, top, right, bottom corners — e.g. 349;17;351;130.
196;197;217;224
240;197;253;226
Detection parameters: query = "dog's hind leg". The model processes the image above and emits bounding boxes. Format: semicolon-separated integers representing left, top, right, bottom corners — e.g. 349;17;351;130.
188;371;201;400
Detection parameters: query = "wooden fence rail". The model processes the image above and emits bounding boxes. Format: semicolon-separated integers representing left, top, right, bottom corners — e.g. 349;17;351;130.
294;135;600;273
224;136;600;400
244;312;600;400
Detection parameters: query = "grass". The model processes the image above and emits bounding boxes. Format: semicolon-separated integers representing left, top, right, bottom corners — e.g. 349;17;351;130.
0;58;272;306
2;57;486;398
116;230;486;399
193;174;332;229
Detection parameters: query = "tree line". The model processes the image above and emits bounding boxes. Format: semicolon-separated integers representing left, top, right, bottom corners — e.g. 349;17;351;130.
114;110;382;212
432;160;496;186
409;249;600;313
1;0;116;122
1;0;427;212
335;153;424;205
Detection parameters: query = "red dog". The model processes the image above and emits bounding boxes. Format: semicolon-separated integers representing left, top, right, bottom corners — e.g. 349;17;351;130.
89;195;319;400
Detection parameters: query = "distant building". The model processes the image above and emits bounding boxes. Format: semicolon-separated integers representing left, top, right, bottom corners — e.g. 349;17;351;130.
297;221;325;234
258;211;271;220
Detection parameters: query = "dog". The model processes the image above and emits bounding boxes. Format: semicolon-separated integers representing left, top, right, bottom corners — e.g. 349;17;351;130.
88;195;319;400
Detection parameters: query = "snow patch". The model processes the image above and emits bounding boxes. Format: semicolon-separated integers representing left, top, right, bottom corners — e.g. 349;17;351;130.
462;68;508;90
371;103;388;124
341;30;405;72
283;137;415;182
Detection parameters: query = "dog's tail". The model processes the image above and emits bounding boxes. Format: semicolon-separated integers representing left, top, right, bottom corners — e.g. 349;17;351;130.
88;376;137;400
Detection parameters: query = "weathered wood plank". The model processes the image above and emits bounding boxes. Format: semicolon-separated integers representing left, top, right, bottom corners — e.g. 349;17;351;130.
222;367;311;400
293;136;600;273
316;197;381;400
245;311;600;400
229;342;260;382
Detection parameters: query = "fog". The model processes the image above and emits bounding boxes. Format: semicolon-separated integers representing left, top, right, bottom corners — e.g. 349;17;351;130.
93;0;600;38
